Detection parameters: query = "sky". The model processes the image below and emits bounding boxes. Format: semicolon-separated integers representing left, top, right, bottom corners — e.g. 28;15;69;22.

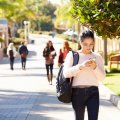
48;0;61;5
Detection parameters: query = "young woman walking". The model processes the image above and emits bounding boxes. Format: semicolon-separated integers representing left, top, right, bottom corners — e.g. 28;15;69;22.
43;40;56;85
58;40;71;67
7;43;17;70
63;30;106;120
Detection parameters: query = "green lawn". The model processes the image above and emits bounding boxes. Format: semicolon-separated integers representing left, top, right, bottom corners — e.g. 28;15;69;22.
103;72;120;96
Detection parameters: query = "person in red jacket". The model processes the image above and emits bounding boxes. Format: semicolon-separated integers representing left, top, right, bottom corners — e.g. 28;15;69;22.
58;40;71;67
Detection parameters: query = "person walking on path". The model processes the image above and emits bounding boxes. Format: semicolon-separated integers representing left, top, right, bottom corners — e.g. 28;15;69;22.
7;42;17;70
58;40;71;67
19;41;29;70
63;30;106;120
43;40;56;85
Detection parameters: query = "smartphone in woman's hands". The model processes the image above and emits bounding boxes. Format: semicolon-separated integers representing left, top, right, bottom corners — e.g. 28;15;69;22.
85;58;97;69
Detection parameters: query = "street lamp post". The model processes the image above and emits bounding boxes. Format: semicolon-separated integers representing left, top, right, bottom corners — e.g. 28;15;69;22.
27;21;30;43
24;21;27;42
24;21;30;43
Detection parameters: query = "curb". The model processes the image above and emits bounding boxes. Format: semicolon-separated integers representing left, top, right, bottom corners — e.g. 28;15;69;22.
110;93;120;110
100;83;120;110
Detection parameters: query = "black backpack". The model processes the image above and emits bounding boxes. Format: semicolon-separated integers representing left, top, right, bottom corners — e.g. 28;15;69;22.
56;51;79;103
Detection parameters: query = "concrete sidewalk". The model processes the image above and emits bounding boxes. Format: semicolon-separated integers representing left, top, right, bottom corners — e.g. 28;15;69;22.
0;37;120;120
0;56;120;120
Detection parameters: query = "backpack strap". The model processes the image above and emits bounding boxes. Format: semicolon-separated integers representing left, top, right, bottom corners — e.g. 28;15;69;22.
56;65;63;81
72;51;79;66
71;51;79;84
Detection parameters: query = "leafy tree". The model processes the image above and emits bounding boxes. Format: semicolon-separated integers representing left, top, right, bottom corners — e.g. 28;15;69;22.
26;0;56;31
0;0;36;44
0;0;35;22
55;2;74;29
71;0;120;38
41;2;56;18
26;0;56;19
71;0;120;65
31;16;54;31
39;16;54;31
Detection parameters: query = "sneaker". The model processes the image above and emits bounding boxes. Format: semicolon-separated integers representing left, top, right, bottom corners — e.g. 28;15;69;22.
11;68;14;70
50;81;52;85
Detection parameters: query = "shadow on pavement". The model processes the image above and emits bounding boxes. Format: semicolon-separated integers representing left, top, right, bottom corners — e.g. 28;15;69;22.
100;99;115;107
26;92;73;120
0;89;72;120
28;51;37;57
0;73;47;77
0;57;21;64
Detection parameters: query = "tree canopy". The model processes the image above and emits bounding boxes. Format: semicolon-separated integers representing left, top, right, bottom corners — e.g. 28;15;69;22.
0;0;56;31
71;0;120;38
26;0;56;31
26;0;56;19
0;0;35;22
55;2;74;28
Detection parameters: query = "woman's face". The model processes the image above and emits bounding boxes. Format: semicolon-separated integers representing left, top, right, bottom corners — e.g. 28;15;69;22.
80;38;94;54
48;41;52;47
63;42;68;48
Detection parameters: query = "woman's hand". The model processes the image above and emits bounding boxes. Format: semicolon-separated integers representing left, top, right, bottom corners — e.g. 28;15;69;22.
84;59;97;70
58;63;61;67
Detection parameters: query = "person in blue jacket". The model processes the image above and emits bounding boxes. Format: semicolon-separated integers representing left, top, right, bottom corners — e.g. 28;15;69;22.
19;41;29;70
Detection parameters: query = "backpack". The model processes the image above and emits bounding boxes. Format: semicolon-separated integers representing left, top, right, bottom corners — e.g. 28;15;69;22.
21;51;27;58
56;51;79;103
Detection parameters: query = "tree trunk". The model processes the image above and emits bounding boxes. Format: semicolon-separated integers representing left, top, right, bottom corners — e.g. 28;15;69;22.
104;38;108;65
77;22;80;34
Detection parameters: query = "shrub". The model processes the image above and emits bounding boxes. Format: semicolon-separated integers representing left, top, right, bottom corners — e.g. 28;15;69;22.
11;38;22;46
3;47;7;57
16;29;25;38
110;68;120;73
40;16;54;31
0;37;4;42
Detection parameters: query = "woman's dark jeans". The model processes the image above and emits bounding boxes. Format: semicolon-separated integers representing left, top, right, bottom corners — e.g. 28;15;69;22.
10;57;14;70
21;57;26;69
45;64;53;75
72;86;99;120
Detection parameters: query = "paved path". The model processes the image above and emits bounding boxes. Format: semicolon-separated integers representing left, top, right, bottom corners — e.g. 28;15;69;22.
0;35;120;120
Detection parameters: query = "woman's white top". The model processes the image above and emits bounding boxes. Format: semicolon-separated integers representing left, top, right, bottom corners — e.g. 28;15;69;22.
63;51;106;87
7;46;17;57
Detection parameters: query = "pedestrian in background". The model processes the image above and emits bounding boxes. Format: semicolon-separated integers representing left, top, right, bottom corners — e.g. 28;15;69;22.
58;40;71;67
19;41;29;70
63;30;106;120
43;40;56;85
7;42;17;70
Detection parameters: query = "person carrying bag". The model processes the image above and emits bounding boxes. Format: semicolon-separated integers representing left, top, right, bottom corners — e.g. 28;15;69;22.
63;30;106;120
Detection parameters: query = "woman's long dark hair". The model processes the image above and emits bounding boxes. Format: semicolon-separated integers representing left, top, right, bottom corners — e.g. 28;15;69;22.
80;30;95;42
46;40;55;51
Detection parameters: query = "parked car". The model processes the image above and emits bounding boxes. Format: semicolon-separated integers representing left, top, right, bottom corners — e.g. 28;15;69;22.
63;29;78;42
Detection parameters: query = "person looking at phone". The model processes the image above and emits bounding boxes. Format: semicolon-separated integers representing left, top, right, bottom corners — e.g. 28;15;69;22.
63;30;106;120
